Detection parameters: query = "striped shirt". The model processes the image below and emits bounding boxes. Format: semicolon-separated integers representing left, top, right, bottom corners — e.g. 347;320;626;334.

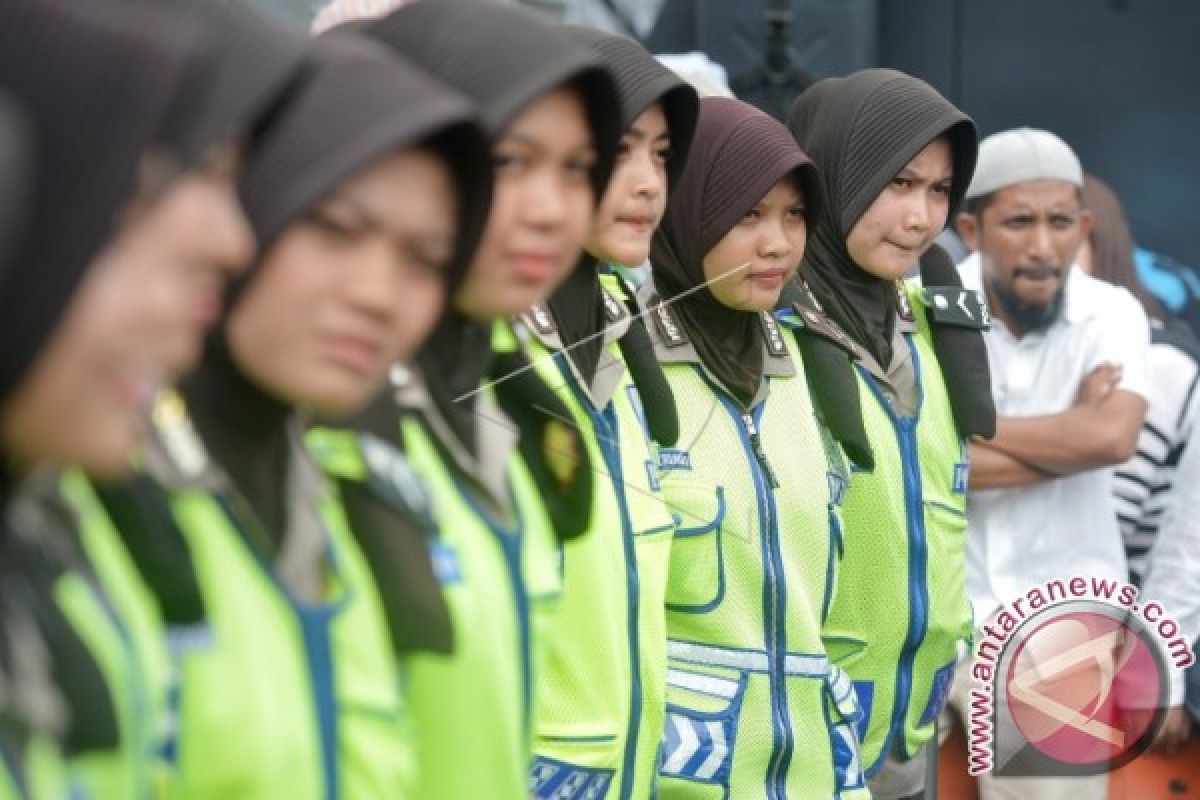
1114;320;1200;584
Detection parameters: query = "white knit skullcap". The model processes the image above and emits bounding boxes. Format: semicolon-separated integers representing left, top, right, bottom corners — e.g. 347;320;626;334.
965;127;1083;199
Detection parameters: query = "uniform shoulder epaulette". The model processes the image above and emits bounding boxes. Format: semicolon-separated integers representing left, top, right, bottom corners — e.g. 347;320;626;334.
784;301;859;357
650;295;689;348
522;304;558;336
601;287;628;325
894;279;916;323
918;284;990;330
760;311;788;357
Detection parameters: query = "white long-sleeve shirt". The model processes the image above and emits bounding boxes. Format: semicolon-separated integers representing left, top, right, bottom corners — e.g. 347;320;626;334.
959;254;1151;623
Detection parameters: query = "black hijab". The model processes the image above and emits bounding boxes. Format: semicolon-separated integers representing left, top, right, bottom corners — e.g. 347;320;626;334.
155;0;305;169
0;92;30;285
0;0;211;401
651;97;820;408
363;1;621;456
0;0;217;758
544;27;697;447
788;68;977;369
186;36;488;656
208;33;485;527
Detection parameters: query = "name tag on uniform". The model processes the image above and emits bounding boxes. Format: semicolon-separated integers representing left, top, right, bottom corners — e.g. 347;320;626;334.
953;462;969;494
658;448;692;472
924;286;990;330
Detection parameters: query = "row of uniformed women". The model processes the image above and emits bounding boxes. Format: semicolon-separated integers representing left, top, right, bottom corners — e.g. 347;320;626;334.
0;0;997;798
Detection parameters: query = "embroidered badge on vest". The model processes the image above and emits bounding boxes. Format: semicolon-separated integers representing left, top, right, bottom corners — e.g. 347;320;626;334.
895;280;915;323
760;311;788;357
525;304;558;336
543;418;582;489
601;289;627;324
652;297;688;347
923;286;991;330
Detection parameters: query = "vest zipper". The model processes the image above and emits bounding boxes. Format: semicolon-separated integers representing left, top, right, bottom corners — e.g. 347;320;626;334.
559;353;643;800
894;423;928;758
218;492;341;800
855;333;931;765
743;413;780;489
727;400;792;800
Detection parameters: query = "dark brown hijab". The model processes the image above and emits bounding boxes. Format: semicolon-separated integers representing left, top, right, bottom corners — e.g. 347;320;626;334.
651;97;820;407
788;68;977;368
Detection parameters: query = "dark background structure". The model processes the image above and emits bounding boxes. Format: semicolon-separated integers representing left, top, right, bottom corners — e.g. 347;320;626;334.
247;0;1200;268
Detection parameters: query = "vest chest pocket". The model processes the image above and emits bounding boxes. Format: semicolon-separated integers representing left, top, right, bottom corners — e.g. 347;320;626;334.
662;483;726;613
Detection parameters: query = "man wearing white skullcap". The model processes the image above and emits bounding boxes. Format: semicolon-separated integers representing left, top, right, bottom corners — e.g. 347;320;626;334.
942;128;1150;800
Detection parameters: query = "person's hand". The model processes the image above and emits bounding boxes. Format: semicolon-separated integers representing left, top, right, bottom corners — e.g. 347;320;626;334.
1151;706;1193;755
1074;363;1123;406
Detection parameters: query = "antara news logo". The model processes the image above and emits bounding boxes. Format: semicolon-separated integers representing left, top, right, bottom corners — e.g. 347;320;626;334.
967;575;1194;777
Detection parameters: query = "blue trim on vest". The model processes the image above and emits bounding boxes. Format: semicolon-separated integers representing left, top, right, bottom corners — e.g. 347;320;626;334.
706;380;794;800
0;736;27;799
530;754;616;800
918;659;957;727
555;351;644;800
296;604;340;800
822;510;840;624
661;669;747;790
670;486;725;538
448;474;532;736
77;544;153;797
851;681;874;744
854;334;931;775
213;495;350;800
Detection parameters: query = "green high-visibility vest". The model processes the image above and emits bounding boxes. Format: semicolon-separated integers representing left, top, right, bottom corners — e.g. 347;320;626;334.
62;390;413;799
522;273;676;800
644;288;867;800
2;476;141;800
821;281;972;775
0;732;66;800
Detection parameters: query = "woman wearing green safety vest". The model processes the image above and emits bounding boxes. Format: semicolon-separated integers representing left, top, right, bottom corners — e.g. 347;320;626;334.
640;96;868;800
786;69;994;799
71;33;493;799
320;4;621;799
521;26;697;800
0;1;298;797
